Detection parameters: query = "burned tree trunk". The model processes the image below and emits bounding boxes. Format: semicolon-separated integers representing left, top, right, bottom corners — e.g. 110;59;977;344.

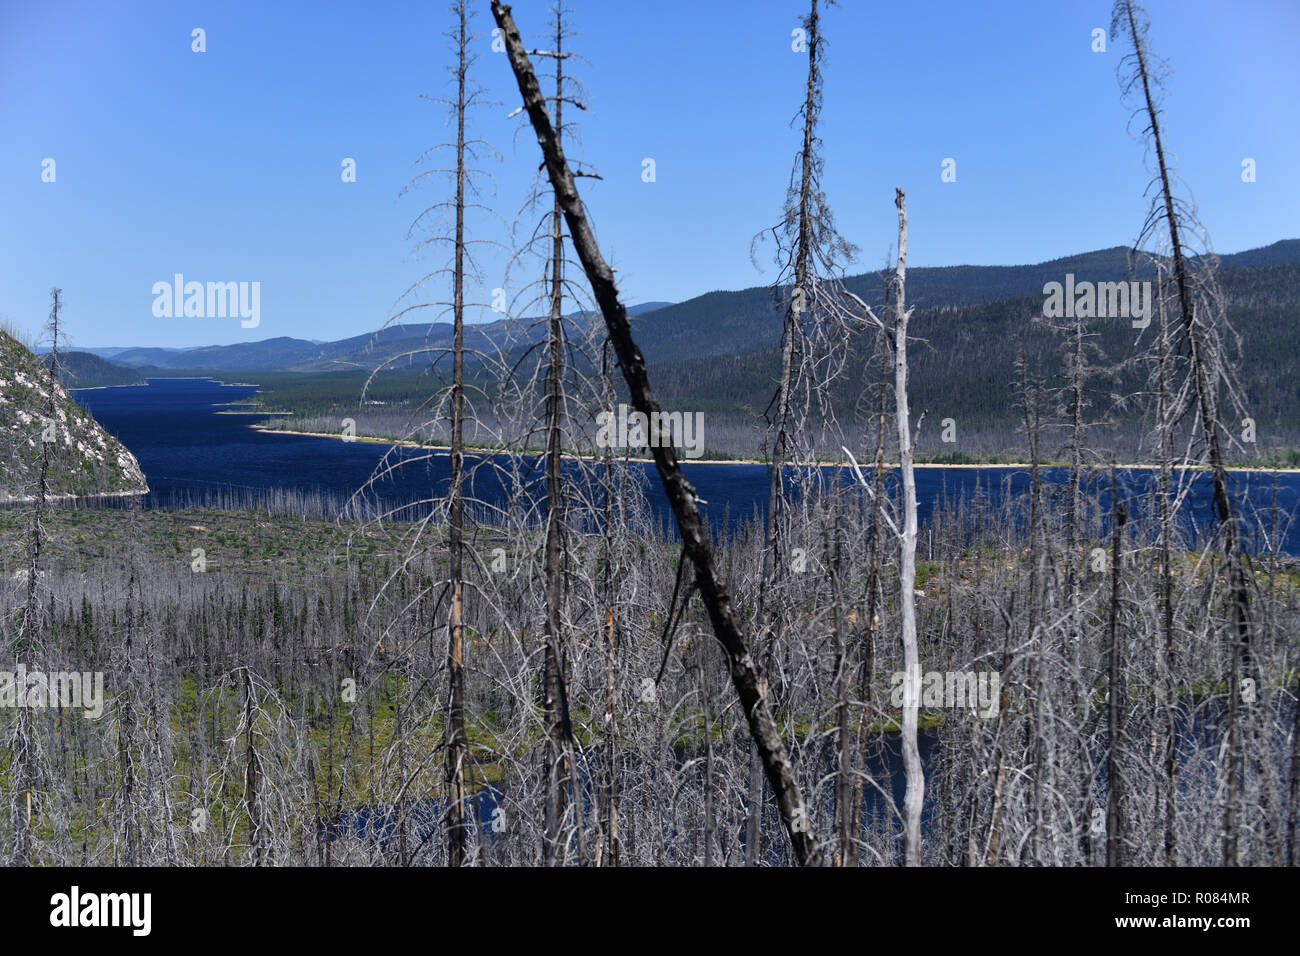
9;287;62;866
597;342;621;867
537;12;581;867
890;189;924;866
1106;467;1126;867
444;0;471;869
847;301;891;868
1112;0;1252;864
491;0;822;866
1155;280;1178;865
749;0;822;863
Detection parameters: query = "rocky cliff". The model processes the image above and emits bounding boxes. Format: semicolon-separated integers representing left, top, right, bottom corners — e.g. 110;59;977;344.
0;329;148;502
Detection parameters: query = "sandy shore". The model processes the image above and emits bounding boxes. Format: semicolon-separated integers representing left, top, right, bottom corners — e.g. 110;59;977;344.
68;382;149;392
248;424;1300;473
249;424;747;464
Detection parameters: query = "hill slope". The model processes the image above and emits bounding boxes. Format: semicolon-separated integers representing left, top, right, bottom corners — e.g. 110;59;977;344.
0;331;148;501
624;239;1300;367
642;260;1300;458
46;351;146;388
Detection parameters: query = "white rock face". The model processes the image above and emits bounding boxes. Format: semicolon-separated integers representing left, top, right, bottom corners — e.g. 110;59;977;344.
0;330;148;501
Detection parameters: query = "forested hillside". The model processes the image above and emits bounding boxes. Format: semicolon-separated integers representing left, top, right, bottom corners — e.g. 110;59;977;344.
45;350;146;388
247;257;1300;461
622;240;1300;365
644;260;1300;459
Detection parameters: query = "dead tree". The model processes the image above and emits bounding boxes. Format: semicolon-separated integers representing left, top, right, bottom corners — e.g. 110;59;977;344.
356;0;506;865
538;10;576;866
1041;282;1109;864
433;0;474;868
491;0;823;866
1106;466;1126;866
7;287;62;865
595;339;637;866
748;0;858;863
495;1;605;865
889;191;924;866
19;289;59;646
1112;0;1253;864
844;265;893;867
1139;256;1193;864
844;189;924;865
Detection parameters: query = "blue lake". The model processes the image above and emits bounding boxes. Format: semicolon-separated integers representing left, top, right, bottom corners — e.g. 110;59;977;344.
69;378;1300;554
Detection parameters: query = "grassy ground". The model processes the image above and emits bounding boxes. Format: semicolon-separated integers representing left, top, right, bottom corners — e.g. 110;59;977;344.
0;504;413;579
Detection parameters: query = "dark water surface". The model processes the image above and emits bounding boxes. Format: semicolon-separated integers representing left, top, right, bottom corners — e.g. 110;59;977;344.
71;378;1300;554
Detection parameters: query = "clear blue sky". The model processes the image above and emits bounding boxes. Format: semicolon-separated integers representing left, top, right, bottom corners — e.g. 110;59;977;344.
1;0;1296;349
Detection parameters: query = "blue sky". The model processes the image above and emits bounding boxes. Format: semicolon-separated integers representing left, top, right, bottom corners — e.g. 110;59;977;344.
1;0;1296;349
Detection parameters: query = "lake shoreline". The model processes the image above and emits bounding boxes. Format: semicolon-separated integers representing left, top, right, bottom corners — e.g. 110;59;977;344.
67;382;149;392
249;424;1300;473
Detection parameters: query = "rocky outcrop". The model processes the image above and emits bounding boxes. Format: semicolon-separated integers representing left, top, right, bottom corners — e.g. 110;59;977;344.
0;329;148;502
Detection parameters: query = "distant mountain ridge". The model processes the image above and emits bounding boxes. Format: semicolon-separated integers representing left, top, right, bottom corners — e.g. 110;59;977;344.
68;301;677;371
75;240;1300;376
